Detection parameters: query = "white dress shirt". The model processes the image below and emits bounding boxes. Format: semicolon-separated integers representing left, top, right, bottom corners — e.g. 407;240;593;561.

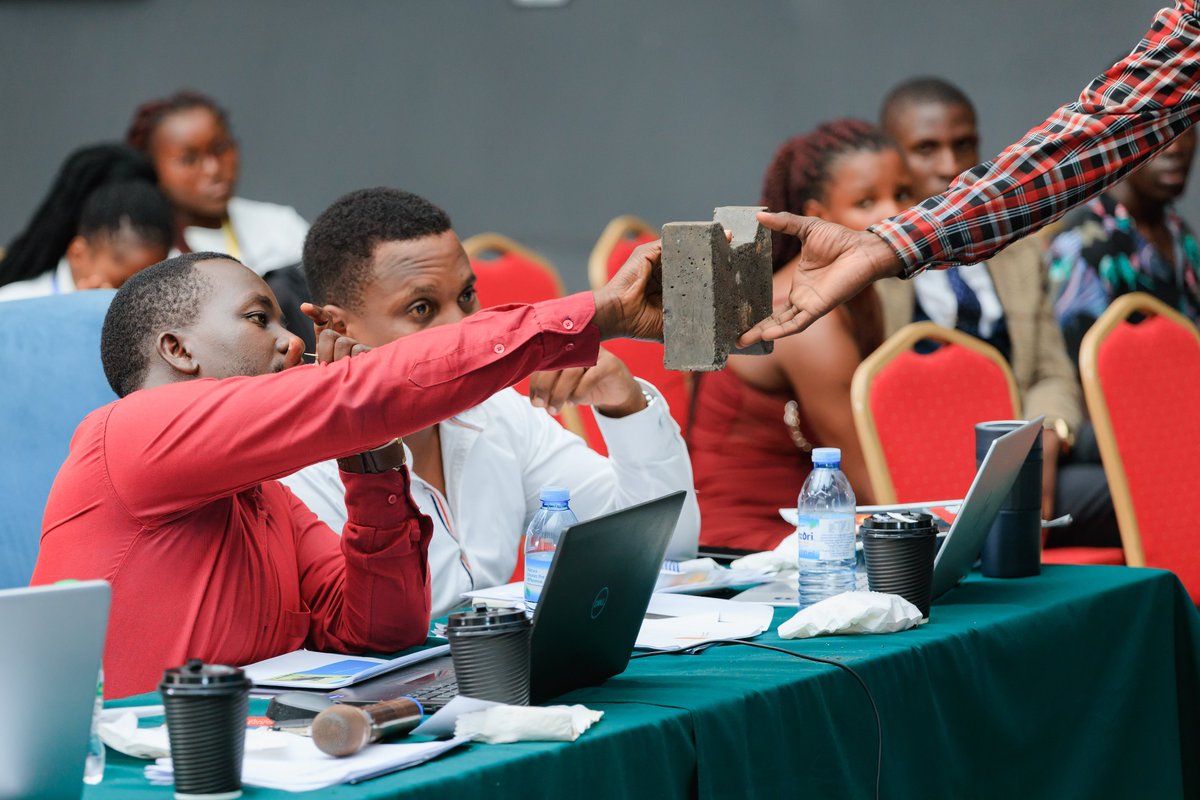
180;197;309;275
912;263;1005;338
281;379;701;618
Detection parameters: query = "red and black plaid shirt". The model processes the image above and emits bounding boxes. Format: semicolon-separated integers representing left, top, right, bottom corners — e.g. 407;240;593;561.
870;0;1200;276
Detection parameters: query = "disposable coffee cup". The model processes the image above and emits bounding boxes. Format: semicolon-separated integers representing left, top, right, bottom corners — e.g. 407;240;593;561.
159;660;251;800
976;421;1042;578
860;512;938;619
446;605;532;705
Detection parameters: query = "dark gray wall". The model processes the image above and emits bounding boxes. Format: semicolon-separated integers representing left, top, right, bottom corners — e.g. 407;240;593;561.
1;0;1174;291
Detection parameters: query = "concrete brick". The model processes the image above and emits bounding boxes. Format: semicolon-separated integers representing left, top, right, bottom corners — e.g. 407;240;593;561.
661;206;774;371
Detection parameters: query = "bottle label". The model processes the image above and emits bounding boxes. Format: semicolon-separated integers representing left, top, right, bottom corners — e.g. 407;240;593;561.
524;550;554;604
796;515;855;561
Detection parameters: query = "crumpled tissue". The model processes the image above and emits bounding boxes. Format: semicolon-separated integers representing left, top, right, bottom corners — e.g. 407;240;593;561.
730;532;798;574
778;591;922;639
454;704;603;744
98;712;285;760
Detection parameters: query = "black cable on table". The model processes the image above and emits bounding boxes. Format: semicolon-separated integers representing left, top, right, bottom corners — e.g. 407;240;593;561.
631;639;882;800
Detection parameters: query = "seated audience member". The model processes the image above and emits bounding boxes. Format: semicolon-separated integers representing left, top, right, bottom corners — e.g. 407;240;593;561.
1047;127;1199;358
283;188;700;617
878;77;1117;548
689;120;907;551
0;144;171;300
125;89;309;274
30;245;664;698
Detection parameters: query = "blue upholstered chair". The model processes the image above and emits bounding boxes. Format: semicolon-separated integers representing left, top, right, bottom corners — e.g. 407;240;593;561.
0;291;116;587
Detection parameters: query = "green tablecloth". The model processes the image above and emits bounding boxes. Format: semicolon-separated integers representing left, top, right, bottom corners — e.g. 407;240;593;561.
87;565;1200;800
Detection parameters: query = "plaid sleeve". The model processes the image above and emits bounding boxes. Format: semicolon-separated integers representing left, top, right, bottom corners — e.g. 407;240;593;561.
870;0;1200;276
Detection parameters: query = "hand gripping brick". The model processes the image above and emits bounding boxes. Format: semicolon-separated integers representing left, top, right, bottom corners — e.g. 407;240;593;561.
661;206;774;371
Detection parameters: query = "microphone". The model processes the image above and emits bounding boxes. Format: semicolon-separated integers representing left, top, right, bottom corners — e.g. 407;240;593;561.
310;697;424;757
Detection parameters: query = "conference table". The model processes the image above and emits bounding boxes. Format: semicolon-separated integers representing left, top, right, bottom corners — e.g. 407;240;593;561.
89;565;1200;799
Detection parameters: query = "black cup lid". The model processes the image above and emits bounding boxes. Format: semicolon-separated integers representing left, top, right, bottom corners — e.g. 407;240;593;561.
446;605;529;630
861;512;936;531
160;658;248;687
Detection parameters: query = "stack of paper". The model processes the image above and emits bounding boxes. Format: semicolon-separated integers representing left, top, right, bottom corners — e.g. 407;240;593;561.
144;732;468;792
638;594;774;650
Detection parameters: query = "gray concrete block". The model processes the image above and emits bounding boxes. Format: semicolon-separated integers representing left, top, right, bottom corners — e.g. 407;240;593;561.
661;206;774;371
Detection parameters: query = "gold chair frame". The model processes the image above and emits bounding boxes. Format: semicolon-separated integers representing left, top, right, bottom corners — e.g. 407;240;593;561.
587;215;656;291
1078;291;1200;568
850;321;1022;504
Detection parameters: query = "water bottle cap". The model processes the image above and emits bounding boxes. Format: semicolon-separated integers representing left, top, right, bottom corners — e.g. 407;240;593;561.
811;447;841;466
539;486;570;503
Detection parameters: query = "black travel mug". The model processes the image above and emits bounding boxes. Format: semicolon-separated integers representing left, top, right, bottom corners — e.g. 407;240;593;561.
159;659;251;800
976;420;1042;578
445;605;532;705
860;512;939;619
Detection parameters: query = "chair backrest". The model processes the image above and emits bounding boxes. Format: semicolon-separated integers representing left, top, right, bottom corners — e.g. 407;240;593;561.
852;322;1021;504
0;292;117;587
463;232;565;308
588;215;657;289
1080;292;1200;596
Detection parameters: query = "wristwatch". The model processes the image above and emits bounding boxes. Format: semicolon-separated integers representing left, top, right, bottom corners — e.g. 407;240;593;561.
1044;418;1075;456
337;438;407;474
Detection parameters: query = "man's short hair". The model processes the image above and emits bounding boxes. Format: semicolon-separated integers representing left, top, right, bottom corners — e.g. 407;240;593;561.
100;252;229;397
880;76;976;127
303;187;452;311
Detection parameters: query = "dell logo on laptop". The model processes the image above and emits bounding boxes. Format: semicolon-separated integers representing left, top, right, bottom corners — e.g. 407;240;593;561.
590;586;609;619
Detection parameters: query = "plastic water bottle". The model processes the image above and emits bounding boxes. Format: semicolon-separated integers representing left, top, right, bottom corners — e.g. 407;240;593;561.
524;486;578;616
83;667;104;784
797;447;857;608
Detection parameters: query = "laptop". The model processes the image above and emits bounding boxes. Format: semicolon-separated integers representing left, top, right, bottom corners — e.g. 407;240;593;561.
0;580;110;800
329;491;687;708
930;417;1042;598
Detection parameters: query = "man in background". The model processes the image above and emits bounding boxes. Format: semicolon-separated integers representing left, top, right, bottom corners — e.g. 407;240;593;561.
878;77;1118;549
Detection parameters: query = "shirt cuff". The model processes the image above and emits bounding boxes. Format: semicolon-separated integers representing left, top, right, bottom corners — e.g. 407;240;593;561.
591;379;682;460
341;465;425;536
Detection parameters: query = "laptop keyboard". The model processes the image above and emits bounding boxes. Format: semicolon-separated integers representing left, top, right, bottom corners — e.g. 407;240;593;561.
407;674;459;711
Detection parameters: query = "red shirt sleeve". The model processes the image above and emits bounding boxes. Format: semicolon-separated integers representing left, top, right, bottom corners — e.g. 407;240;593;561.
282;469;433;654
103;294;599;522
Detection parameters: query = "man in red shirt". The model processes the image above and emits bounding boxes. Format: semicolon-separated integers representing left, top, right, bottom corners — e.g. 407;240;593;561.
30;245;663;698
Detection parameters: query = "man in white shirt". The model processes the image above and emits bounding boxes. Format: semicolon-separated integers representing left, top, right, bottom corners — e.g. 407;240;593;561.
282;187;700;616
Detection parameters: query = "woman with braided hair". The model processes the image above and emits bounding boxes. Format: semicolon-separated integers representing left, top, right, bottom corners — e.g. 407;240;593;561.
689;119;913;551
0;143;172;299
126;90;309;276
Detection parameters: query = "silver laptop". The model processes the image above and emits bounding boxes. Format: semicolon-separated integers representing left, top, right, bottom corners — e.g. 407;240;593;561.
930;417;1042;598
329;491;687;707
0;580;110;800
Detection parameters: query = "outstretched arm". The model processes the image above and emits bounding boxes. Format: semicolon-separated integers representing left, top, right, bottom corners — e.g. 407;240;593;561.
742;0;1200;344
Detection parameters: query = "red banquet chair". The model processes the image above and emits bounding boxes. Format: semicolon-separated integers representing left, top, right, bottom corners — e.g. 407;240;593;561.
851;322;1124;567
1081;292;1200;600
461;233;586;442
582;216;690;454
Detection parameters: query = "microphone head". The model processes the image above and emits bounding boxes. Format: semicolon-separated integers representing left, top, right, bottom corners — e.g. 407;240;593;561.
311;703;373;757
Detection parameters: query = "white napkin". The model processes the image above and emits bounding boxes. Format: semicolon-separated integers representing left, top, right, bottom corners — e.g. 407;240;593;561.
454;704;603;744
778;591;922;639
99;712;286;760
730;532;799;574
98;712;171;759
